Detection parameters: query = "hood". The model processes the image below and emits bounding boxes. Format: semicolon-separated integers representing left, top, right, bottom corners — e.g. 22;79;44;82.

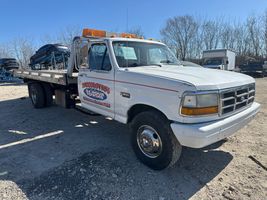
127;65;254;90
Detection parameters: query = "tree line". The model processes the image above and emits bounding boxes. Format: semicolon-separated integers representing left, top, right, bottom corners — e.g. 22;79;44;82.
1;10;267;67
161;11;267;62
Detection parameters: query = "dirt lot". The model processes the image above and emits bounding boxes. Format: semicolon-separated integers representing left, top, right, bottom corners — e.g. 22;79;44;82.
0;78;266;200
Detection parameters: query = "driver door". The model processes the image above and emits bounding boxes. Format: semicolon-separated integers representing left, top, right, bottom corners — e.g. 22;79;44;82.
78;42;115;118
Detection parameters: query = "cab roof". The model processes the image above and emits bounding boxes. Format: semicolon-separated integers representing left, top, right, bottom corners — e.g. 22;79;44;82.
88;37;165;45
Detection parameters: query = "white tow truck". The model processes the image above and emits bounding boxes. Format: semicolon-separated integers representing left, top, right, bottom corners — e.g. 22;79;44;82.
14;28;260;170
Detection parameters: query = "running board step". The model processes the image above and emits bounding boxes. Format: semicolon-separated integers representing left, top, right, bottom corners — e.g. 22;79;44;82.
75;103;100;116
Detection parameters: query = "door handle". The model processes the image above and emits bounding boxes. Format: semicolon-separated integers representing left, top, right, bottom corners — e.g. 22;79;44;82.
78;73;86;77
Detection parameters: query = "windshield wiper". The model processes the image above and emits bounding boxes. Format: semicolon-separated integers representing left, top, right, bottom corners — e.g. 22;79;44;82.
145;64;162;67
123;63;141;68
160;60;175;64
124;63;162;67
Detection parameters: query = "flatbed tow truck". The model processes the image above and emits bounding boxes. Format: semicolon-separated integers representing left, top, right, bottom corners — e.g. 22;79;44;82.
14;28;260;170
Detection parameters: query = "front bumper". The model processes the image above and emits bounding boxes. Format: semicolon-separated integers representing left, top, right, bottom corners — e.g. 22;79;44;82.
170;102;260;148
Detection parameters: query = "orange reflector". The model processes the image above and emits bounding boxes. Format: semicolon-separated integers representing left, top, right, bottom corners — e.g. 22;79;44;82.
82;28;106;37
181;106;218;116
120;33;137;38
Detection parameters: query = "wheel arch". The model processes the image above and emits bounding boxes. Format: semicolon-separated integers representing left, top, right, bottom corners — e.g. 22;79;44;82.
127;104;169;124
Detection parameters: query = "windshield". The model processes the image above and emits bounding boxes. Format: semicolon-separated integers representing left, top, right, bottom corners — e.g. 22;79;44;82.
204;58;223;66
112;41;180;68
181;61;202;67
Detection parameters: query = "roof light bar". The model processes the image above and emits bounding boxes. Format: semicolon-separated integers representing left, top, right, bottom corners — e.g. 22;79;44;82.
120;33;137;38
82;28;106;37
82;28;139;39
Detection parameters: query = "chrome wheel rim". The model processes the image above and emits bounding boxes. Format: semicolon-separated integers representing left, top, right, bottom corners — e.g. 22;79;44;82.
137;125;162;158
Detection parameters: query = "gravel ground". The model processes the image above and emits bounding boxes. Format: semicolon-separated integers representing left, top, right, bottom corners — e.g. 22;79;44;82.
0;78;266;200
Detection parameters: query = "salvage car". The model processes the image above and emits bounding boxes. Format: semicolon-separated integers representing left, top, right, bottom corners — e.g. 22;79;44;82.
0;58;19;71
30;44;70;70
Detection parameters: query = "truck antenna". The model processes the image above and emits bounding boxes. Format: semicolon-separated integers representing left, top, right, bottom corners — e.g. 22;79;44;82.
126;8;129;32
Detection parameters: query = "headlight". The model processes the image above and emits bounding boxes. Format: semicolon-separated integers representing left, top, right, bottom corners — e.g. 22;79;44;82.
181;93;219;116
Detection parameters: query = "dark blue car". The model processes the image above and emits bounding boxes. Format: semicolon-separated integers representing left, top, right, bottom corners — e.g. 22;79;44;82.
0;58;19;70
30;44;70;70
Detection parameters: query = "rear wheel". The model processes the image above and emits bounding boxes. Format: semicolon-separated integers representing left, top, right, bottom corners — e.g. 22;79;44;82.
130;110;182;170
42;83;53;106
28;83;45;108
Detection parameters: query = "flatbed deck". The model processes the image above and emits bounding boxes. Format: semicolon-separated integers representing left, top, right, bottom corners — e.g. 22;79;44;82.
14;69;78;85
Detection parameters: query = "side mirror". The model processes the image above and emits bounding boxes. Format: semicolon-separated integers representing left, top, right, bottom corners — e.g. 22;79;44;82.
102;64;112;71
226;60;229;64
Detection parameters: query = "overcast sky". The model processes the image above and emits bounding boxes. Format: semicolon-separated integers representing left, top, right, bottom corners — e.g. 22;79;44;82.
0;0;267;44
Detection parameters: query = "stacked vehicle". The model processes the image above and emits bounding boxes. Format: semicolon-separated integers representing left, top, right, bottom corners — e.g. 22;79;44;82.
0;58;19;81
30;44;70;70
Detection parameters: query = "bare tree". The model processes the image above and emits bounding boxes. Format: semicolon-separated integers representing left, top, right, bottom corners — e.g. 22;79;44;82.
220;23;236;49
12;38;35;68
127;26;145;37
262;10;267;58
230;22;248;56
160;15;198;60
202;19;221;50
58;25;82;47
0;43;12;58
246;15;262;57
190;17;205;59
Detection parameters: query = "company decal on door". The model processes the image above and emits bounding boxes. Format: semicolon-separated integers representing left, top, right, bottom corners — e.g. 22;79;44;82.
82;82;111;108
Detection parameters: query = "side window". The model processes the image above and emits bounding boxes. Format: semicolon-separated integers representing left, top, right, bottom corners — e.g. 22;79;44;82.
88;44;112;71
79;41;89;68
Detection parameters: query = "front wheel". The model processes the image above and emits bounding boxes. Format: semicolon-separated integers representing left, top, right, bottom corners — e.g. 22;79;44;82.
130;110;182;170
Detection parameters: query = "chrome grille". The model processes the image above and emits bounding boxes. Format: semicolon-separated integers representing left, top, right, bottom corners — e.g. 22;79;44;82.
220;84;255;115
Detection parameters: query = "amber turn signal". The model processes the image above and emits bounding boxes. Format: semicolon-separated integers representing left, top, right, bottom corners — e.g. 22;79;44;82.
181;106;218;116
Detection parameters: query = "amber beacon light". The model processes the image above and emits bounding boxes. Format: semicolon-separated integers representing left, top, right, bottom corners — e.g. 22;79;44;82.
82;28;139;39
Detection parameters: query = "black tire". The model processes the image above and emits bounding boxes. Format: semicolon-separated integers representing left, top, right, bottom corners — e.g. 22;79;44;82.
130;110;182;170
42;83;53;106
262;70;266;77
28;83;46;108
